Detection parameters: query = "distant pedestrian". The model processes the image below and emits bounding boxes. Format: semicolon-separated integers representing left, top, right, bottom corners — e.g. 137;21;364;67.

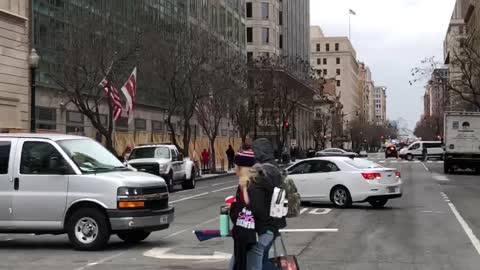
422;147;428;161
201;149;210;171
226;145;235;170
192;149;201;177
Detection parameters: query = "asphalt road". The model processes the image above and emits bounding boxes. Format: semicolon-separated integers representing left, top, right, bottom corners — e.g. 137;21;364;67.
1;154;480;270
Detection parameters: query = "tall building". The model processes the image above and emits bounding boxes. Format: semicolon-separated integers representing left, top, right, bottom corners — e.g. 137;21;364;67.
245;0;309;61
423;68;449;118
373;86;387;125
246;0;313;150
32;0;245;137
358;62;375;123
0;1;29;132
310;26;360;123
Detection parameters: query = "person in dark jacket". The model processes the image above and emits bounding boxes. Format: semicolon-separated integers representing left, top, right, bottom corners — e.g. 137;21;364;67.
247;138;285;270
226;145;235;170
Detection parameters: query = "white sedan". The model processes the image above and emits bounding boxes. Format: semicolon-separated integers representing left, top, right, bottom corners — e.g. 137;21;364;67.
286;157;402;208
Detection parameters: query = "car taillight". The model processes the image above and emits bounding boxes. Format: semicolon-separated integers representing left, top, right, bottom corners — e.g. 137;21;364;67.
361;172;381;180
395;171;401;178
390;147;394;150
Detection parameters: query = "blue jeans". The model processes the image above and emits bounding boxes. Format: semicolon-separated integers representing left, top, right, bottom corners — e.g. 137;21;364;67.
229;232;279;270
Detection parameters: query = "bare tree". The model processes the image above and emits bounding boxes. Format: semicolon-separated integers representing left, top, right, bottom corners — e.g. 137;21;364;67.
411;31;480;111
142;23;219;156
308;113;331;151
46;3;141;155
249;56;316;153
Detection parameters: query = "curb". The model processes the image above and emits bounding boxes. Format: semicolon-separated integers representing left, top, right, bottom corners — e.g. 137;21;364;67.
197;172;236;182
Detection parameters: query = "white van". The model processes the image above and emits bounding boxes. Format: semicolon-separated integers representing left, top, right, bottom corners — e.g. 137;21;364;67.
0;134;174;251
399;141;444;160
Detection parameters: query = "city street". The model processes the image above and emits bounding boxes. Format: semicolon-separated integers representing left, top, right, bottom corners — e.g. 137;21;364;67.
0;154;479;270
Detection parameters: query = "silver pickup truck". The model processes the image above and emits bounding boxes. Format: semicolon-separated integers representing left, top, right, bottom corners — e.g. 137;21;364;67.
0;134;174;251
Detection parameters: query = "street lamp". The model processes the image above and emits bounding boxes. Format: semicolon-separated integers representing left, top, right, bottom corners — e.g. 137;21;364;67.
28;48;40;133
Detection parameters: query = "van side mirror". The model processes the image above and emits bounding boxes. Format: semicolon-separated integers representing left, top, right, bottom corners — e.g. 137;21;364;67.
178;153;184;161
49;157;68;175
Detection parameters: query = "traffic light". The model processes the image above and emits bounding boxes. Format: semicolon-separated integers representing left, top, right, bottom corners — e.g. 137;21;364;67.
436;134;442;140
283;120;289;128
323;134;328;139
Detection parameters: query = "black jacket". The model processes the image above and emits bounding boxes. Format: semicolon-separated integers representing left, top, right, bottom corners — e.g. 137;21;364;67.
249;138;287;235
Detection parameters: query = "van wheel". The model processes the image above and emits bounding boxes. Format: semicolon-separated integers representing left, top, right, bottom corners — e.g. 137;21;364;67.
67;208;110;251
330;186;352;208
182;169;196;190
117;231;151;244
406;154;413;161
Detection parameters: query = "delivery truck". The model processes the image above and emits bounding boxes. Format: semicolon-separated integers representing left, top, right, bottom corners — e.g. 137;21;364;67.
443;111;480;174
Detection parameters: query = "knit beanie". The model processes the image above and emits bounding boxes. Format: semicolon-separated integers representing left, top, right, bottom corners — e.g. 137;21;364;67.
234;149;256;167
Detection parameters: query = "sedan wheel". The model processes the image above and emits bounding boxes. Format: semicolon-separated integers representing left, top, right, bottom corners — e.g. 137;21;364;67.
331;186;352;208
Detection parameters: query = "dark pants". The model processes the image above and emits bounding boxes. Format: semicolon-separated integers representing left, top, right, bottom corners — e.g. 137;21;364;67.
202;161;208;170
228;158;234;170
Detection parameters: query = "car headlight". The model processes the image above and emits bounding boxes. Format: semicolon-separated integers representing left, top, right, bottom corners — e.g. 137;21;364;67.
159;164;167;172
117;187;143;197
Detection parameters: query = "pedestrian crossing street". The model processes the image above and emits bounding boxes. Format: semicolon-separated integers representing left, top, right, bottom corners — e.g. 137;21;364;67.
368;158;444;164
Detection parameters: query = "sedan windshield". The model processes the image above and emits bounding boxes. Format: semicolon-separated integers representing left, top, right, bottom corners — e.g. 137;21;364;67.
57;139;126;173
344;159;383;169
129;147;170;160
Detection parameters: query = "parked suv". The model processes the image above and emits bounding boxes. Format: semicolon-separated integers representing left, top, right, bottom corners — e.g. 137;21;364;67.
127;144;195;192
0;134;174;251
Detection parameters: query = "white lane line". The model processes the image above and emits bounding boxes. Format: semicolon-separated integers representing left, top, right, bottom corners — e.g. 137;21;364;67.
74;251;129;270
162;217;220;240
447;201;480;255
169;192;209;203
212;182;227;186
299;208;309;214
422;162;429;171
433;173;450;182
211;185;237;193
379;161;386;163
279;228;338;233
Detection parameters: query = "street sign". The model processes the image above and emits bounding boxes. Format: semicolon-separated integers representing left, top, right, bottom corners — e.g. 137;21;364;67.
290;139;297;147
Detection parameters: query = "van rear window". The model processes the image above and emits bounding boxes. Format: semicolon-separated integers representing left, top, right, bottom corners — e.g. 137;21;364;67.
0;142;11;174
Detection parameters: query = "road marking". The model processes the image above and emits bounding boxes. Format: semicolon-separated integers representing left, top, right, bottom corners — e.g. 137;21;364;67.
447;200;480;255
212;182;228;186
422;162;429;171
300;207;309;214
421;210;446;214
379;161;385;163
211;185;237;193
144;248;231;261
433;173;449;181
308;208;332;215
169;192;209;203
162;217;220;240
74;251;129;270
280;228;338;233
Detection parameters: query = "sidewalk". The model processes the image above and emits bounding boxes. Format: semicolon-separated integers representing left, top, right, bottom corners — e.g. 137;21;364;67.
197;169;235;181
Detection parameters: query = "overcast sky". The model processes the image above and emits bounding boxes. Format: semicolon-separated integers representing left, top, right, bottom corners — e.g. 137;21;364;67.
310;0;456;129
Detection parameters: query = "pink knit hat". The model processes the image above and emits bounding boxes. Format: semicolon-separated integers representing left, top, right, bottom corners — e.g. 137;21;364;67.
234;149;256;167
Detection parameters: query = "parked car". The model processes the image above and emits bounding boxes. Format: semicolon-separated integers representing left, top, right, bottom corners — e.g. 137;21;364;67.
316;148;358;158
399;141;444;161
286;157;402;208
385;145;399;158
0;134;174;251
127;144;196;192
358;150;368;158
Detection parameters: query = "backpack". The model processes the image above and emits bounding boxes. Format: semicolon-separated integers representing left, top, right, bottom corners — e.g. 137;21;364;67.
255;164;301;218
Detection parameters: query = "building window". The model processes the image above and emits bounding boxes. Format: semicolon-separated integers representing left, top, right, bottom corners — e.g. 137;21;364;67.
152;120;164;132
326;43;330;51
135;119;147;131
247;27;253;42
261;27;269;44
36;107;56;130
116;117;129;131
261;3;269;18
246;2;252;18
316;70;321;76
323;58;327;65
337;80;341;87
279;11;283;25
279;34;283;49
316;44;320;51
247;52;254;62
336;69;341;75
323;69;327;75
335;43;339;51
336;57;340;64
66;111;84;134
317;58;321;65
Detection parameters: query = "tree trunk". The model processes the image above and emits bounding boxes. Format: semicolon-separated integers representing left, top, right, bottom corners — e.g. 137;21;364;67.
210;137;217;173
182;121;191;157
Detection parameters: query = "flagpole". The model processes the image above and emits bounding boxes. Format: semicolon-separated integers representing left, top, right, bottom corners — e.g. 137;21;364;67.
348;12;351;40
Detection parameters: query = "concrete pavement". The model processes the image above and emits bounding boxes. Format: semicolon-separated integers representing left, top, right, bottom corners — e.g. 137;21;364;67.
0;156;480;269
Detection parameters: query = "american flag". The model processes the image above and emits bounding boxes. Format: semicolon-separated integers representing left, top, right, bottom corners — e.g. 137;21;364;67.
99;79;122;121
120;67;137;115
